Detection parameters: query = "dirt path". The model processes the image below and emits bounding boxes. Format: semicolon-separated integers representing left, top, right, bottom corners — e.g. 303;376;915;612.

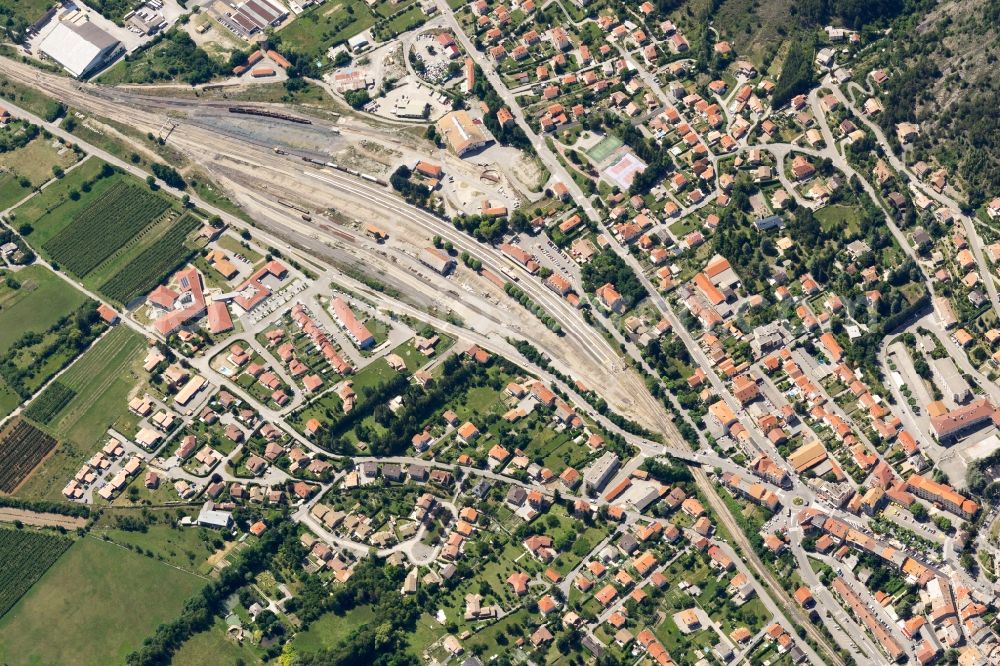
0;507;87;529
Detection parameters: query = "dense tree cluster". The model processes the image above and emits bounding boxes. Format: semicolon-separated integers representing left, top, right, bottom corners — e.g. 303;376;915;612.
795;0;909;29
452;212;508;243
151;163;185;190
389;166;431;206
471;67;532;151
0;305;103;401
0;120;39;153
313;355;498;456
119;30;225;85
0;495;90;518
772;39;814;109
581;252;647;309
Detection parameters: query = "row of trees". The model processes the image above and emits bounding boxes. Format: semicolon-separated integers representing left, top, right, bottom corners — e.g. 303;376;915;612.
0;306;104;401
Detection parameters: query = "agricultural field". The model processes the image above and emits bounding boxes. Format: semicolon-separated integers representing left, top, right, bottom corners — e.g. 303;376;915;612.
42;180;172;277
0;536;206;666
18;327;146;501
0;419;57;493
10;158;115;247
23;381;76;425
98;212;201;304
0;528;72;618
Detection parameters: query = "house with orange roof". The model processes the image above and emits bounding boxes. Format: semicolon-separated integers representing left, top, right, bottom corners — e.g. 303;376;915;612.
596;282;625;313
456;422;480;443
507;571;529;595
595;584;618;606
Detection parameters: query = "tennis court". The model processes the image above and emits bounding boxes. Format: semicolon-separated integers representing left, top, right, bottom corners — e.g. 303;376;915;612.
602;150;647;190
586;134;624;163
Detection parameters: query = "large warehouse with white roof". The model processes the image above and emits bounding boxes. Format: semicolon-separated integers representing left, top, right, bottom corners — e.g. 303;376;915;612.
38;20;120;78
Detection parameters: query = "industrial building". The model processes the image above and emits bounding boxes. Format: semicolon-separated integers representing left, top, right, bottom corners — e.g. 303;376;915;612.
38;20;121;78
436;110;490;157
419;247;455;275
217;0;288;38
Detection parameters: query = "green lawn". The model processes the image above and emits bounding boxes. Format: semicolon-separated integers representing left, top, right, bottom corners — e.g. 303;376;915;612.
0;536;206;666
463;608;531;658
0;265;88;353
815;204;861;235
352;357;397;392
0;172;31;209
390;340;426;373
405;611;449;657
217;234;264;265
669;216;700;237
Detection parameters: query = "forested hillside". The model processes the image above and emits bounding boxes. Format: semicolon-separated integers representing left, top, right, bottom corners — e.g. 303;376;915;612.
876;0;1000;206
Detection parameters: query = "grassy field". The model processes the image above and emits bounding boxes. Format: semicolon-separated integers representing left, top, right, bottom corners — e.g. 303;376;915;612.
0;536;205;666
0;528;72;619
18;327;146;501
93;518;221;576
0;378;19;419
815;204;862;234
0;0;54;29
0;173;31;209
0;137;79;188
279;0;378;62
293;604;375;653
97;35;226;86
0;265;87;353
373;5;426;40
171;615;264;665
0;76;65;122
